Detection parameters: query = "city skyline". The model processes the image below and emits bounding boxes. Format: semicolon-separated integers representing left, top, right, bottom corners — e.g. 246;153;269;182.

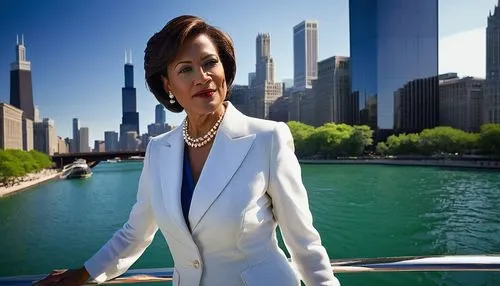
0;0;496;143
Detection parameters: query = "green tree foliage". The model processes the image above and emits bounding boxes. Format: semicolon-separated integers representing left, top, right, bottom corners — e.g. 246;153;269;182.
286;122;373;158
478;124;500;155
286;121;315;157
0;149;53;185
285;121;499;158
28;150;53;169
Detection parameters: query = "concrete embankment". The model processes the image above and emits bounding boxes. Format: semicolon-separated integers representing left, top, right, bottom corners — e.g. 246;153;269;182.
299;159;500;170
0;169;61;198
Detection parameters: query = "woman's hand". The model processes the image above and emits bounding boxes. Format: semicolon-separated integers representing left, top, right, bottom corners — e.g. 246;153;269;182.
33;267;90;286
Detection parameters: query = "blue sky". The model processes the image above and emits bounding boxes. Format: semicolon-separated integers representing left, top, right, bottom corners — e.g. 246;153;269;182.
0;0;497;144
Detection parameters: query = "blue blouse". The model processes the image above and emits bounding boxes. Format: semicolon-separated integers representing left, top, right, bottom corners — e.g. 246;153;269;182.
181;146;195;231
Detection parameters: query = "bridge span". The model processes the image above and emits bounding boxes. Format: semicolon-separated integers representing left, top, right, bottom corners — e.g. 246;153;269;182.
51;151;145;169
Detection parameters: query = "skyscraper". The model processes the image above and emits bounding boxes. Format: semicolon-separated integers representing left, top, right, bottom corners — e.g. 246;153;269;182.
155;104;166;125
10;35;34;121
293;20;318;90
72;118;79;153
250;33;282;119
349;0;438;138
79;127;90;153
255;34;274;84
485;1;500;123
119;50;139;150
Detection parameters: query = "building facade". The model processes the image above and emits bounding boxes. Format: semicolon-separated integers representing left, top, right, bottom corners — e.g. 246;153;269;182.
349;0;438;139
439;74;485;132
485;2;500;123
10;35;34;121
250;33;282;119
394;76;439;133
0;103;23;150
104;131;119;152
22;117;33;151
155;104;166;125
120;50;140;150
293;20;318;90
78;127;90;153
313;56;355;126
34;118;58;155
72;118;79;153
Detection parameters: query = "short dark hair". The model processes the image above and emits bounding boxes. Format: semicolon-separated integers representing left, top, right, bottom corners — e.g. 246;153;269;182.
144;15;236;113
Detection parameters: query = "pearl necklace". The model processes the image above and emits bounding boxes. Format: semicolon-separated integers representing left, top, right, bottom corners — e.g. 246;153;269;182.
183;112;224;148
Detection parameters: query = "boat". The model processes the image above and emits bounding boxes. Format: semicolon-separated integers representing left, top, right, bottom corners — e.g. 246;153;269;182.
60;159;93;179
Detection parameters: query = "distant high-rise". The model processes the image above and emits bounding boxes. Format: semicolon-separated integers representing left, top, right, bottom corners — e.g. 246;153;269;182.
255;33;274;84
34;118;57;155
439;74;485;132
79;127;90;153
104;131;119;152
250;33;282;119
313;56;355;126
155;104;166;125
293;20;318;90
34;106;40;122
10;35;34;121
485;2;500;123
72;118;79;153
349;0;438;138
120;49;139;150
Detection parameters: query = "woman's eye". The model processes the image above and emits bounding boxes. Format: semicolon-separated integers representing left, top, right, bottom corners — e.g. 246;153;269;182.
204;59;218;67
179;66;192;74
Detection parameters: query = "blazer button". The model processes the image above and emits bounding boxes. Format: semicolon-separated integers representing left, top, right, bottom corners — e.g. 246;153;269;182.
192;260;200;269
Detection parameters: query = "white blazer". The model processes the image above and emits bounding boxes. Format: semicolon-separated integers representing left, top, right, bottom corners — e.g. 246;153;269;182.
84;102;340;286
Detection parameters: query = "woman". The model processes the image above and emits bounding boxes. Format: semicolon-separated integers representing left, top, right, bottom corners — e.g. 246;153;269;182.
36;15;341;286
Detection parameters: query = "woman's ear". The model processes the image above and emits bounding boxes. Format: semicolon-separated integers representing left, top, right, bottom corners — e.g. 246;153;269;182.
161;75;171;93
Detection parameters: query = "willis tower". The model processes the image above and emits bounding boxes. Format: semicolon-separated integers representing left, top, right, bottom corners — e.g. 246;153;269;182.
10;35;34;120
119;50;139;150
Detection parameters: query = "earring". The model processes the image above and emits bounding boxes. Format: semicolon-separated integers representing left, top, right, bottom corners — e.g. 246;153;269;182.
168;93;176;104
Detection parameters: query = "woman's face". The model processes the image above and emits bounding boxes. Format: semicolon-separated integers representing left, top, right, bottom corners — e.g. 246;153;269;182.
163;33;227;116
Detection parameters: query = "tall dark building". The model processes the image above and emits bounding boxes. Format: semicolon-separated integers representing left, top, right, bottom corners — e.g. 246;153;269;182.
155;104;165;125
72;118;79;152
10;35;34;121
485;1;500;123
119;50;139;149
394;76;439;134
349;0;438;139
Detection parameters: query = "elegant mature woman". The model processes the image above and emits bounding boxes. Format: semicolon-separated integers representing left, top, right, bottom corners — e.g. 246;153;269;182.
36;15;341;286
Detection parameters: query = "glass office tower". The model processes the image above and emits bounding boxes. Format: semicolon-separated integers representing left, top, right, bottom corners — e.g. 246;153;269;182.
349;0;438;138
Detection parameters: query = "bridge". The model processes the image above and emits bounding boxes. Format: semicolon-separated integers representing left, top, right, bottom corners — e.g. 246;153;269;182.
51;150;145;169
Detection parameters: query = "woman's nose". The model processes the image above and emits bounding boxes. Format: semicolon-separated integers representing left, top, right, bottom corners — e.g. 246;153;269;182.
194;67;211;85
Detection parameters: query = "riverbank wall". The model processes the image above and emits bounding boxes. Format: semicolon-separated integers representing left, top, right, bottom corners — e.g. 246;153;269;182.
299;158;500;170
0;169;61;198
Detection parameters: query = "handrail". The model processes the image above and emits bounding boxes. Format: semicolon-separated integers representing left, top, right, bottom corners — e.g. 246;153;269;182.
0;255;499;285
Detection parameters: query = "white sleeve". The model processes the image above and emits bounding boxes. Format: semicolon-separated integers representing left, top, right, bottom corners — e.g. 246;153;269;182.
84;141;159;283
268;122;341;286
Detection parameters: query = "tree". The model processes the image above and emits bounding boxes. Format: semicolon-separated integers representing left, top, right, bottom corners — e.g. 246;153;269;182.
376;142;389;155
29;150;53;169
478;124;500;155
343;125;373;156
419;126;477;155
6;149;38;173
286;121;315;157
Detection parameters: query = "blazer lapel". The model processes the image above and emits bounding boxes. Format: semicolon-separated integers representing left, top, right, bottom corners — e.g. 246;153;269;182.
188;102;255;232
158;127;192;239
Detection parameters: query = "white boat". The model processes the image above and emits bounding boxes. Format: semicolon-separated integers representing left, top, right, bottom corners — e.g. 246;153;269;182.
60;159;93;179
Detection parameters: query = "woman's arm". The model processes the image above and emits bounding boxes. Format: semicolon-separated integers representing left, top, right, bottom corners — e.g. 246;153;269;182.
268;122;341;286
83;141;159;283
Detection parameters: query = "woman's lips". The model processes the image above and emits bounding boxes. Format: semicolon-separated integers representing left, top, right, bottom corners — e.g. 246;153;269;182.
194;90;215;98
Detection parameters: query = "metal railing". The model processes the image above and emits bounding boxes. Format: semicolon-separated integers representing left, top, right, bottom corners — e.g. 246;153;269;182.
1;254;499;285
